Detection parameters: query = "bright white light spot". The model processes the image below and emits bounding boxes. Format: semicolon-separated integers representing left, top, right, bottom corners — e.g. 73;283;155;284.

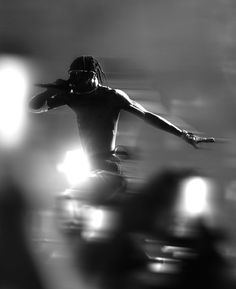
57;149;91;185
64;199;78;218
181;177;208;216
87;207;104;230
148;261;179;274
0;56;30;146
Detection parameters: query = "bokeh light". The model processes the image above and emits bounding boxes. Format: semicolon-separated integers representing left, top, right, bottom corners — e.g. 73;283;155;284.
180;176;210;217
0;55;31;147
57;149;91;185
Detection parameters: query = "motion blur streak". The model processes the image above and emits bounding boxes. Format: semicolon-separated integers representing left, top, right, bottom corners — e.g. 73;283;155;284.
0;55;31;147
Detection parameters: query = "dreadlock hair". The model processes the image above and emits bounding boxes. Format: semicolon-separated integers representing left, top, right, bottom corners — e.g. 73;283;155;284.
69;56;107;85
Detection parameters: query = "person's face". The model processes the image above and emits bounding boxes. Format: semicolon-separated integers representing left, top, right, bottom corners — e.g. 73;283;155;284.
69;70;98;93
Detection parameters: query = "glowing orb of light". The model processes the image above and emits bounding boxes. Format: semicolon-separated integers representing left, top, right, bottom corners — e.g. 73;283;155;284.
180;177;209;216
57;149;91;185
0;55;31;146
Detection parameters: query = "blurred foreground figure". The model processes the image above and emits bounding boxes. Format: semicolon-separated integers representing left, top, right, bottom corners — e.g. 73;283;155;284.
114;169;235;289
56;169;236;289
29;55;215;175
0;171;46;289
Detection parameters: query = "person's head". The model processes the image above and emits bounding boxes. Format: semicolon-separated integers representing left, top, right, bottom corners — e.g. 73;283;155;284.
68;56;105;94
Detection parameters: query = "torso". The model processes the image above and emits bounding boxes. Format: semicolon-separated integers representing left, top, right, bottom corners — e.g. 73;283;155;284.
63;86;126;157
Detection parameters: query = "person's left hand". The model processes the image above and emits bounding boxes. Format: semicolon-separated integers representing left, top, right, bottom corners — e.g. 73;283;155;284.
181;130;215;148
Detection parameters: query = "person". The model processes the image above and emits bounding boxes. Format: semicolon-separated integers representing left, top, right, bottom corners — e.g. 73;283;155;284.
0;169;46;289
29;55;215;173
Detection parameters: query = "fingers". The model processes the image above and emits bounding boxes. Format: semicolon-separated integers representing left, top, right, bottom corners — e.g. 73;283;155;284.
194;135;215;142
196;137;215;144
203;137;215;143
208;137;215;142
182;131;216;148
190;136;214;148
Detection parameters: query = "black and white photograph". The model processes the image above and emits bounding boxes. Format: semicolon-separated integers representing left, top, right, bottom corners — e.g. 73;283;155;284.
1;1;236;288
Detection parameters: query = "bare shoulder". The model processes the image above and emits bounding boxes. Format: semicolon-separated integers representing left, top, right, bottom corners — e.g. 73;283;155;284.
114;88;131;101
97;85;131;105
115;88;147;113
113;89;136;109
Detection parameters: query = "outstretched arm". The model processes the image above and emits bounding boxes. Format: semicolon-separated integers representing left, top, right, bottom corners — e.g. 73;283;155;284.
128;103;183;137
117;89;215;148
29;79;68;113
